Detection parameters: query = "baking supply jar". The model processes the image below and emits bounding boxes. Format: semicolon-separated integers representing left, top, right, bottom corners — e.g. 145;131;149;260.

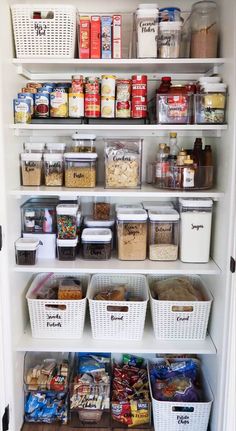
117;210;148;260
136;4;159;58
21;153;43;186
101;96;115;118
101;75;116;97
81;228;112;260
64;153;97;188
43;153;64;187
71;133;96;153
69;90;84;118
93;197;111;221
190;1;219;58
56;204;79;239
50;88;68;118
148;209;179;261
57;237;78;261
179;198;213;262
158;21;182;58
195;83;227;124
15;238;40;265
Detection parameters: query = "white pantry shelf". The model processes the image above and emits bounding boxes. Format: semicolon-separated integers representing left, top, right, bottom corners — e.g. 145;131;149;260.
12;58;225;79
13;257;221;275
16;322;217;354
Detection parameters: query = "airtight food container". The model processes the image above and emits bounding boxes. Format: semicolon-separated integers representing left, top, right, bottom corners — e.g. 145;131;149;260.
43;153;64;187
57;237;78;261
21;153;43;186
15;237;41;265
56;204;79;239
117;210;148;260
148;209;179;261
64;153;97;188
81;228;112;260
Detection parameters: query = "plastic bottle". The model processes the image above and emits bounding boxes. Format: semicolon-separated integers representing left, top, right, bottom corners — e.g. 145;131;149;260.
157;77;172;93
43;209;53;233
204;144;213;188
155;143;166;187
169;132;180;156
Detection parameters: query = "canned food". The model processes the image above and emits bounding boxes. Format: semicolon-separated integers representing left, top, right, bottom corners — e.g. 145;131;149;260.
116;79;131;102
26;82;42;90
101;96;115;118
101;75;116;97
132;75;148;97
17;93;34;115
85;93;101;118
85;77;100;94
14;99;31;124
72;75;84;93
69;92;84;118
50;89;68;118
116;100;131;118
131;96;147;118
35;92;50;118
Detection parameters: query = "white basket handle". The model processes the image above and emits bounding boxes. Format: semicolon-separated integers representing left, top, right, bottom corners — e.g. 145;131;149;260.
172;406;194;413
44;304;67;311
171;306;194;312
29;9;55;21
107;305;129;313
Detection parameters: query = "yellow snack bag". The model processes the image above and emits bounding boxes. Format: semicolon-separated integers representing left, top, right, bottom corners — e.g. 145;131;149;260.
129;400;150;427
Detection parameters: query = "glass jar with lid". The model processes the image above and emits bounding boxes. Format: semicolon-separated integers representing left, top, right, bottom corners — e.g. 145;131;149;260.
190;1;219;58
148;209;179;261
117;209;148;260
71;133;96;152
43;153;64;187
64;153;97;188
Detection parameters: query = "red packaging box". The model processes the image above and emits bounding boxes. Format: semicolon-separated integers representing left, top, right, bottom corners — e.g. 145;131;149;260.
79;16;90;59
91;16;101;59
113;15;122;59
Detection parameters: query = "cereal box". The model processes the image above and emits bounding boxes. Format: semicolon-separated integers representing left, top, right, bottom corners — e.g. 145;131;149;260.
91;16;101;59
101;16;112;59
112;15;122;59
79;16;90;59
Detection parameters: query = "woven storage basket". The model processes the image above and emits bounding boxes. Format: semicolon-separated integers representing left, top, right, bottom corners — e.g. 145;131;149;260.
148;358;213;431
26;273;89;339
11;4;76;58
88;273;149;341
148;275;212;340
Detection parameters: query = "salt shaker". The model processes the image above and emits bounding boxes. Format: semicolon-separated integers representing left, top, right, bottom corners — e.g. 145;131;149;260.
136;4;159;58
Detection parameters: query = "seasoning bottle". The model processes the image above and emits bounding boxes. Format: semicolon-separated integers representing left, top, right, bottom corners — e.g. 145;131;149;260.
204;144;213;188
176;148;187;189
182;155;195;188
193;138;204;188
155;143;166;187
169;132;180;156
163;146;171;188
157;77;172;94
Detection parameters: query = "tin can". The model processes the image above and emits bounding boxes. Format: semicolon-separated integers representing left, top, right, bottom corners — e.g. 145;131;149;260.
14;99;31;124
85;93;101;118
101;75;116;97
116;79;131;102
132;75;148;97
116;100;131;118
72;75;84;93
50;88;68;118
35;92;50;118
131;96;147;118
69;91;84;118
85;77;100;94
101;96;115;118
17;93;34;115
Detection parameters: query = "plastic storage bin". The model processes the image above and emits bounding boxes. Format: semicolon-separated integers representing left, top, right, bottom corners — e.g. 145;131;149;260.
56;204;79;239
194;85;227;124
148;275;213;340
148;209;179;261
21;153;43;186
88;274;149;340
44;153;64;186
11;4;76;58
64;153;97;188
21;198;58;234
117;210;148;260
26;273;89;339
148;358;213;431
57;237;78;261
156;94;192;124
81;228;112;260
15;237;40;265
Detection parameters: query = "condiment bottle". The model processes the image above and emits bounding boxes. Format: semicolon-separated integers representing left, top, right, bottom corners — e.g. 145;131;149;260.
193;138;204;188
169;132;180;156
155;143;166;187
157;77;172;93
182;155;195;188
177;148;187;166
204;144;213;188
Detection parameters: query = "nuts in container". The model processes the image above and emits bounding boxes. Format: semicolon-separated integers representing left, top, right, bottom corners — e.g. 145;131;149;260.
105;139;142;189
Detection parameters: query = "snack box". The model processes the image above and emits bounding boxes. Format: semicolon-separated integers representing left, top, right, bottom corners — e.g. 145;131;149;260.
79;16;90;59
101;16;112;59
113;15;122;59
91;16;101;59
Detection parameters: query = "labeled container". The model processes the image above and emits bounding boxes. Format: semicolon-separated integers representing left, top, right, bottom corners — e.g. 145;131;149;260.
190;0;219;58
156;94;192;124
21;153;43;186
136;4;159;58
105;139;142;189
64;153;97;188
194;84;227;124
71;133;96;153
101;96;115;118
14;99;31;123
179;198;213;263
88;273;149;340
158;21;182;58
44;153;64;186
56;204;78;239
93;197;111;220
148;209;179;261
15;237;40;265
148;275;212;340
81;228;112;260
57;237;78;261
85;77;100;118
117;210;148;260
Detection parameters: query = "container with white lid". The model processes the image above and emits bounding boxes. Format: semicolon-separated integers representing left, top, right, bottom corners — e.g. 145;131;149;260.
117;210;148;260
64;152;97;188
24;142;45;153
148;209;179;261
84;217;115;248
142;201;174;210
158;21;182;58
15;237;41;265
56;204;79;239
199;76;222;85
116;204;143;213
45;143;66;153
195;83;227;124
43;153;64;187
71;133;96;153
82;228;112;260
57;237;78;261
136;4;159;58
21;153;43;186
179;198;213;263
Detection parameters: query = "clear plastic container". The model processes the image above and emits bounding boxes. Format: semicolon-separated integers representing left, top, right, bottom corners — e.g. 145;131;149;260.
21;198;58;234
190;0;219;58
57;237;78;261
148;209;179;261
194;84;227;124
158;21;182;58
71;133;96;153
44;153;64;187
21;153;43;186
56;204;79;239
64;153;97;188
136;4;159;58
45;143;66;153
93;197;111;220
117;210;148;260
156;94;192;124
142;201;174;211
179;198;213;263
84;217;115;248
24;142;45;153
81;228;112;260
15;237;40;265
105;139;142;189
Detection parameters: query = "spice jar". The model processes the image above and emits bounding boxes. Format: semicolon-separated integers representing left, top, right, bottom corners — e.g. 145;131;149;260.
71;133;96;153
21;153;43;186
148;209;179;261
190;1;219;58
117;210;148;261
15;237;40;265
93;197;111;221
57;237;78;261
43;153;64;187
158;21;182;58
136;4;159;58
81;228;112;260
179;198;213;263
56;204;79;239
64;153;97;188
195;83;227;124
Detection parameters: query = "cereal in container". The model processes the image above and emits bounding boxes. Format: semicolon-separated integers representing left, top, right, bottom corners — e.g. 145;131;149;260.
148;209;179;261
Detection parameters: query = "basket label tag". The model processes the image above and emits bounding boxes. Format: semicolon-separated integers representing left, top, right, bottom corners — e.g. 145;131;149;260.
34;23;47;37
176;315;190;321
46;313;62;327
177;415;190;425
111;315;123;321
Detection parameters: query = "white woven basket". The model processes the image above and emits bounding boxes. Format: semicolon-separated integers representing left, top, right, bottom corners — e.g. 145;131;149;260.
27;273;89;339
88;274;149;341
148;275;212;340
148;358;213;431
11;4;76;58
